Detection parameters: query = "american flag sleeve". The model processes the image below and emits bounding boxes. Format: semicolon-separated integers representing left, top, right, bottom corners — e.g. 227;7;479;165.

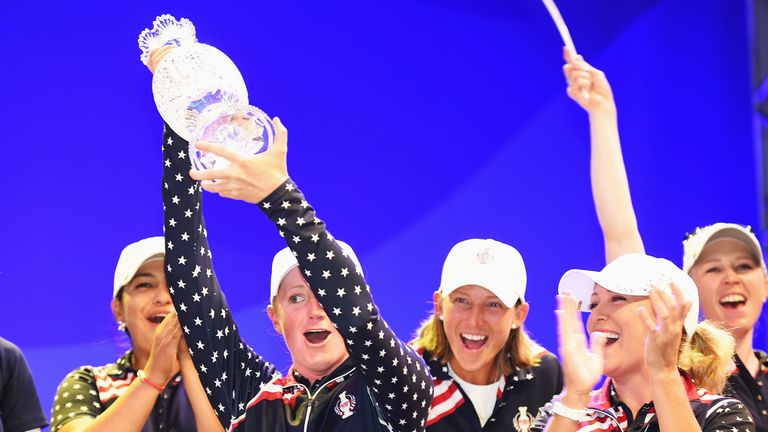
258;180;433;431
161;125;278;427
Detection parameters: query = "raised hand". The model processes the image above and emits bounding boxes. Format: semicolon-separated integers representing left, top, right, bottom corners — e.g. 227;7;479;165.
638;284;691;374
144;311;183;386
188;117;289;204
562;48;615;115
556;293;606;405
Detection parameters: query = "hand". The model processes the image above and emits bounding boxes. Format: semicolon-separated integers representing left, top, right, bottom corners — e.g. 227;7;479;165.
144;311;182;384
147;45;176;74
562;47;616;115
638;284;691;374
556;293;606;403
189;117;289;204
178;332;191;362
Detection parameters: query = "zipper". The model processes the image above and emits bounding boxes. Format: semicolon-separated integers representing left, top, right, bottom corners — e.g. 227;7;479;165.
300;367;356;432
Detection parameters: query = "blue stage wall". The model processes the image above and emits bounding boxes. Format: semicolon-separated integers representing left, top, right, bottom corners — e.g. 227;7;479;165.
1;0;760;421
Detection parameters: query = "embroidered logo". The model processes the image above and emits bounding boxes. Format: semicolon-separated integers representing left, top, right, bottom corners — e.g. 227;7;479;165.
477;247;493;264
513;406;534;432
334;391;356;419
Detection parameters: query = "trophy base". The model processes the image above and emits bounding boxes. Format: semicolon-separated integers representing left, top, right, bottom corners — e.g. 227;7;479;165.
189;105;275;170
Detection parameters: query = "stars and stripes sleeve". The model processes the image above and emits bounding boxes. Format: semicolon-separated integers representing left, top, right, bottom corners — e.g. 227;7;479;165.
258;180;433;432
49;368;101;431
161;125;277;427
699;397;755;432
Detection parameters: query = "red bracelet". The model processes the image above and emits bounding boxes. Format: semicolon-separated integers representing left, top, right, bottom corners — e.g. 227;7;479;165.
136;370;165;392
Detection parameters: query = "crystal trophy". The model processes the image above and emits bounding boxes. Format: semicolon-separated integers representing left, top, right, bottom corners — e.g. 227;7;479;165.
138;14;274;170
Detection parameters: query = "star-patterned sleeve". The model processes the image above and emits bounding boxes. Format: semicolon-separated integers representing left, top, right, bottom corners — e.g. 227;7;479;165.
50;368;102;431
161;126;277;427
258;180;433;431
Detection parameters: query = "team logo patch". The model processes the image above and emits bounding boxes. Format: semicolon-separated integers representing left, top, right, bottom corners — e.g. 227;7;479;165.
477;247;494;264
334;391;356;419
513;406;534;432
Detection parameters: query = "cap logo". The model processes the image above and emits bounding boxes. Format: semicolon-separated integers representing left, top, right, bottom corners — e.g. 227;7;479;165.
477;248;494;265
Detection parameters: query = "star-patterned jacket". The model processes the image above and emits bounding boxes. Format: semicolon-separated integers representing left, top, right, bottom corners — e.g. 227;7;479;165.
531;373;755;432
726;350;768;432
421;347;562;432
160;126;433;432
50;351;194;432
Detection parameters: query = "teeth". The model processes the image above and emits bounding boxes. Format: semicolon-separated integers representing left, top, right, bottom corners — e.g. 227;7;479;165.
461;334;487;341
306;329;327;334
596;331;619;340
720;294;746;304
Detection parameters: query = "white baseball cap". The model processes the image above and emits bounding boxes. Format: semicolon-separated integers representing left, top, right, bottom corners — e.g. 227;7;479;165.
270;240;363;300
558;253;700;339
113;236;165;298
438;239;526;308
682;223;764;274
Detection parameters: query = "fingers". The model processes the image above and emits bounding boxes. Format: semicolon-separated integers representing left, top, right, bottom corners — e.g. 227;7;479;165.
270;116;288;152
556;293;588;346
194;141;242;165
589;331;607;359
670;282;693;319
637;306;657;333
563;46;576;63
154;312;182;343
147;45;176;74
199;178;230;192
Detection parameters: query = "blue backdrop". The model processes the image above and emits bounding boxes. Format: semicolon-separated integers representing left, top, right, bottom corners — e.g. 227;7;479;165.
1;0;761;422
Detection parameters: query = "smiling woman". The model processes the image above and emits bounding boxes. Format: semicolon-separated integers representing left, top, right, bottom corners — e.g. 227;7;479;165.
537;51;757;431
49;237;222;432
413;238;563;432
683;224;768;430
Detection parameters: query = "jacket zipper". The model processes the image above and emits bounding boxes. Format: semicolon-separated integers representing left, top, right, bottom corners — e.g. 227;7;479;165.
301;368;356;432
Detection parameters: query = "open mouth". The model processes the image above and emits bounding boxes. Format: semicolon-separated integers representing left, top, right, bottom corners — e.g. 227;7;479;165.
602;331;620;346
460;333;488;351
148;314;168;324
304;329;330;344
720;294;747;309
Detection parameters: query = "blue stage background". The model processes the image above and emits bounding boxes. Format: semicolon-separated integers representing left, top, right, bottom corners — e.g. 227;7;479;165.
2;0;762;422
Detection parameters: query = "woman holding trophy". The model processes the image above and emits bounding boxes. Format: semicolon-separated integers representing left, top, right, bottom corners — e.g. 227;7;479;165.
142;15;432;432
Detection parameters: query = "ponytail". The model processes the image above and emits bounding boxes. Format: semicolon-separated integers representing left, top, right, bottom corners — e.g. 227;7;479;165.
678;320;735;393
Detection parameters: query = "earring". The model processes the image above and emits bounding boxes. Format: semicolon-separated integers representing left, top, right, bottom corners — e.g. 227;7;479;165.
438;315;444;321
117;321;126;332
511;324;517;330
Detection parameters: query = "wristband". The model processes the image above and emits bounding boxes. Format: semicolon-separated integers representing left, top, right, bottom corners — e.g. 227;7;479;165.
552;401;589;422
136;369;165;392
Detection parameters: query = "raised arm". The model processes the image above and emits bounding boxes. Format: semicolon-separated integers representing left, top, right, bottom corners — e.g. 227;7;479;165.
161;125;277;428
178;337;224;432
563;48;644;262
189;123;433;432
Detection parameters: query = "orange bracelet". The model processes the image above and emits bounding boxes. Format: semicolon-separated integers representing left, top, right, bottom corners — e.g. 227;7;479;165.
136;370;165;392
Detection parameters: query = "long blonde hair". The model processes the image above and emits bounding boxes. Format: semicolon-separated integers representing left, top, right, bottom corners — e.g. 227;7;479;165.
678;320;735;393
413;300;545;377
